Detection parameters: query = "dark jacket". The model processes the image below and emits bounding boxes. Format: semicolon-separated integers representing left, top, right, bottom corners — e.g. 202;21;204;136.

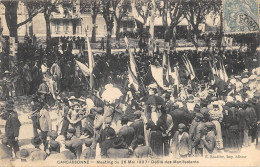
100;138;116;158
237;109;249;130
5;112;21;138
80;147;95;159
171;131;190;156
117;125;135;146
130;119;144;138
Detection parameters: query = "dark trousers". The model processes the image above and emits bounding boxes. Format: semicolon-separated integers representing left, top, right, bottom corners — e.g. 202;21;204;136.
163;137;170;156
31;116;39;137
40;131;48;151
61;118;70;139
8;136;19;157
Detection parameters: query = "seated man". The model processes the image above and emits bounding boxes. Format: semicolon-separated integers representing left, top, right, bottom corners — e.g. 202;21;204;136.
107;138;131;158
133;135;154;158
30;136;48;161
80;138;95;160
66;128;83;159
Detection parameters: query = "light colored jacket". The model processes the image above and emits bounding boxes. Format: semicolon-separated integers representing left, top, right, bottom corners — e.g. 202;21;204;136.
39;108;52;132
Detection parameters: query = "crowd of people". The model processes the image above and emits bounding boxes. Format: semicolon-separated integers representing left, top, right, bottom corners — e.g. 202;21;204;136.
0;34;260;162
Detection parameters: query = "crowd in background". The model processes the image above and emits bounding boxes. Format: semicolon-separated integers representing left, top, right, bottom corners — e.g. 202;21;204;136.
0;35;260;162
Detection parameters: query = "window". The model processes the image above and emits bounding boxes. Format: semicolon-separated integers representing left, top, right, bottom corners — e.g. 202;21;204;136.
56;20;60;33
63;20;69;33
73;6;76;14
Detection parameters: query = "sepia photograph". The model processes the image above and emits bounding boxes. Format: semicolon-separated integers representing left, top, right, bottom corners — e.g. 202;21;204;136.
0;0;259;166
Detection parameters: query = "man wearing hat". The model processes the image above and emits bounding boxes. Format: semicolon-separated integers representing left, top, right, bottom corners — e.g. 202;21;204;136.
245;100;257;145
130;110;144;148
59;141;76;160
189;113;205;156
133;135;154;158
100;127;117;158
164;92;174;114
30;136;48;161
16;149;30;162
170;123;190;158
4;103;21;158
66;128;83;159
68;100;84;137
201;122;217;155
117;115;135;147
38;103;52;151
106;137;130;158
237;102;250;147
80;138;95;159
30;102;43;137
45;140;64;160
0;137;13;160
3;70;12;99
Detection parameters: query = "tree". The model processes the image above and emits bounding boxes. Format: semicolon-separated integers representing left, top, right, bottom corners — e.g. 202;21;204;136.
158;0;183;44
42;0;60;48
101;0;114;56
112;0;131;41
135;0;153;42
90;0;101;42
182;0;220;49
23;0;44;38
1;0;42;41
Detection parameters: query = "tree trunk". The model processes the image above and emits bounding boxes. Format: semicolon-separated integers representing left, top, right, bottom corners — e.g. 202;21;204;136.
44;12;51;48
115;20;121;41
28;20;33;38
172;26;177;48
4;2;18;41
106;27;112;56
217;9;223;50
91;14;97;43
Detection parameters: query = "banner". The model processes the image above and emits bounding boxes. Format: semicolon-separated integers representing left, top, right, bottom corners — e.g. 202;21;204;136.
75;60;90;77
151;65;164;88
223;0;259;34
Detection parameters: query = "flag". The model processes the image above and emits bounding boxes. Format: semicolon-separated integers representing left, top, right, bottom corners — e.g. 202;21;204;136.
128;65;139;91
124;36;137;76
151;65;165;88
75;60;90;77
209;60;216;85
173;66;180;92
87;36;95;89
220;58;228;82
182;55;195;80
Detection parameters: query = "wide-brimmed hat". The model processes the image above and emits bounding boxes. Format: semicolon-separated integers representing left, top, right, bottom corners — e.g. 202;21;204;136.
112;137;125;149
178;123;186;129
106;127;116;138
5;103;14;112
84;138;93;147
120;115;129;122
49;130;58;138
67;128;76;134
16;149;30;159
4;70;11;74
49;141;60;151
31;137;42;146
